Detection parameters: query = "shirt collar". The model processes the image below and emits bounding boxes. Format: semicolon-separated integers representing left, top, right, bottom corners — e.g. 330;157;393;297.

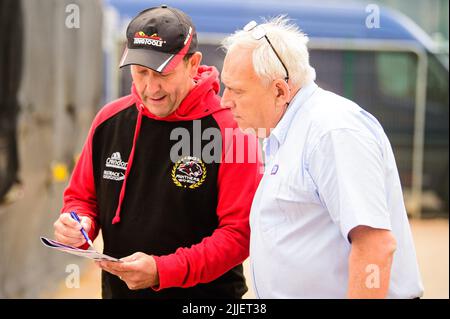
267;81;318;148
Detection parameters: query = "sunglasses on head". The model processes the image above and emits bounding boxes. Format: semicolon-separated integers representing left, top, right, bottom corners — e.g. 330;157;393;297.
243;20;289;83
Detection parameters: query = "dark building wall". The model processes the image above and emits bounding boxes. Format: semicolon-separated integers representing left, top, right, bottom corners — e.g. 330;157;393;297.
0;0;103;298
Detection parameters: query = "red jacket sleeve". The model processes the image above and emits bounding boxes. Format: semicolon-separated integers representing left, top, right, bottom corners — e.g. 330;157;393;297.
153;109;263;289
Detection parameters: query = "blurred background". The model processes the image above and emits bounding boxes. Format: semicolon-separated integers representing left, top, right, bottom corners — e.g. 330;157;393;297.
0;0;448;299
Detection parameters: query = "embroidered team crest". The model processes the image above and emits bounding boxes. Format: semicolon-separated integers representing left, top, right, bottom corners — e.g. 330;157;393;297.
172;156;206;189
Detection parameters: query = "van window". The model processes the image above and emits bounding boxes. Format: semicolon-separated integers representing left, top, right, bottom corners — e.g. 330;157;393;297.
426;54;449;118
377;52;417;102
423;54;449;210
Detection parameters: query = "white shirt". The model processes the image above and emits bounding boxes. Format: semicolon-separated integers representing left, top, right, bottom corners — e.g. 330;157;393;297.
250;82;424;298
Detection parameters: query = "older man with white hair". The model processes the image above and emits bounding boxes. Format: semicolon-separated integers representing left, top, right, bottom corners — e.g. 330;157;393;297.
220;17;423;299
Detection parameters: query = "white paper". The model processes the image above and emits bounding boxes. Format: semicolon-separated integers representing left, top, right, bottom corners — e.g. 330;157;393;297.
40;236;121;262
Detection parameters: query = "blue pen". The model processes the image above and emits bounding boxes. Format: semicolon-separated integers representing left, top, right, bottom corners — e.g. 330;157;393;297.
70;211;95;249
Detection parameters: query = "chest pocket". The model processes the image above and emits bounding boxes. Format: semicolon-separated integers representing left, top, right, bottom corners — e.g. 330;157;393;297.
275;167;322;223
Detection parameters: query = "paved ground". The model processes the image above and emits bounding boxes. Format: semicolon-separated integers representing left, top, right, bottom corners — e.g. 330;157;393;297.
409;218;449;298
43;218;449;299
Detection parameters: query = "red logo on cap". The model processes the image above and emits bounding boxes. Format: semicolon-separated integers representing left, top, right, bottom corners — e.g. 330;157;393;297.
133;31;166;47
134;31;163;41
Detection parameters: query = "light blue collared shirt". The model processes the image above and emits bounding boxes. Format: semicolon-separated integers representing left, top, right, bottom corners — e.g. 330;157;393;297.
250;82;423;298
263;82;318;165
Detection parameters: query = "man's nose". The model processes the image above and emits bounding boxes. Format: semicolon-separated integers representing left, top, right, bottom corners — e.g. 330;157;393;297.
145;71;162;93
220;88;234;109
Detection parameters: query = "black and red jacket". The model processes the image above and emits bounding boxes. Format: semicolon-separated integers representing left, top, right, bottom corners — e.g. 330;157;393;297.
61;66;262;298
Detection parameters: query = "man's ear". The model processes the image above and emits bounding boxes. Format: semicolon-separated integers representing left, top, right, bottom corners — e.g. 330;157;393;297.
188;52;202;77
273;79;291;107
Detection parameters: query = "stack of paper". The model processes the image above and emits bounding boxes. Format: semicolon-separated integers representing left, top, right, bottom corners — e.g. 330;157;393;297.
40;237;121;262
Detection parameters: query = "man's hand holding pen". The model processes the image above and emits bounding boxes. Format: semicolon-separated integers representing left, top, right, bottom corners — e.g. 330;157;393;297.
54;212;93;248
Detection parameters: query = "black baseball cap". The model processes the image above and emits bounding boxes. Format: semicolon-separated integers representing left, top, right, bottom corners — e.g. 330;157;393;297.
119;5;198;73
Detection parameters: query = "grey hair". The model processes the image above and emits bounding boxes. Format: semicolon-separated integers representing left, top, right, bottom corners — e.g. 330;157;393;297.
222;16;316;87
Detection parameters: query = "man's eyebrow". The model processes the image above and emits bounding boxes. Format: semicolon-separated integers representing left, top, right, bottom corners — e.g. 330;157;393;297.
223;83;233;90
221;78;239;92
160;70;174;76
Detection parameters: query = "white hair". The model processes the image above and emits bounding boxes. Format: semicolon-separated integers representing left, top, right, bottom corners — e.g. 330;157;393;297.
222;16;316;87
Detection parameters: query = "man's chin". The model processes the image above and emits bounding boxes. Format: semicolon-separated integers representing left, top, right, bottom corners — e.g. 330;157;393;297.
152;111;172;118
237;124;258;137
145;105;175;118
238;126;270;138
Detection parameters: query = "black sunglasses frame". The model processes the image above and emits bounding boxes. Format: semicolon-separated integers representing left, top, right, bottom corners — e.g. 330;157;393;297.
244;21;290;83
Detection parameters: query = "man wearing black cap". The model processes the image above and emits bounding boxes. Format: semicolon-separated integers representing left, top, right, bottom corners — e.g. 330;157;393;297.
53;5;261;298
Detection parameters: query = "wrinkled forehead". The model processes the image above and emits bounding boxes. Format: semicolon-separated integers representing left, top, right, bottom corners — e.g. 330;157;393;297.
222;45;257;84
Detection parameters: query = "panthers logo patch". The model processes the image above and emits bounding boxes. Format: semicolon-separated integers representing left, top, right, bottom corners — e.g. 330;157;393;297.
171;156;206;189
